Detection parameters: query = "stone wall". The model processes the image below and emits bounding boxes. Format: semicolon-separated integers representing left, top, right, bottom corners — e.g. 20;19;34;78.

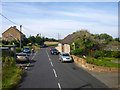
72;55;120;73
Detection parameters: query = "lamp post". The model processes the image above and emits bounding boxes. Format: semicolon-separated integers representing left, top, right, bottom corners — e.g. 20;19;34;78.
20;25;22;49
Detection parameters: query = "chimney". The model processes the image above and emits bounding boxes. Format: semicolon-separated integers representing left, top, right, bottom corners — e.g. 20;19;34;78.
13;26;16;29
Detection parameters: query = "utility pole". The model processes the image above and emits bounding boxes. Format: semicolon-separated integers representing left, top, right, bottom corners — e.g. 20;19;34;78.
20;25;22;49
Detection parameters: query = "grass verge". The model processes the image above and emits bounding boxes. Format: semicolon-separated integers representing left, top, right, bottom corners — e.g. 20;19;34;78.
2;56;23;89
83;56;120;68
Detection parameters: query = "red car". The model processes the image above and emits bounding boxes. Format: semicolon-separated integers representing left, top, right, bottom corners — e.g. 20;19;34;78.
49;47;54;51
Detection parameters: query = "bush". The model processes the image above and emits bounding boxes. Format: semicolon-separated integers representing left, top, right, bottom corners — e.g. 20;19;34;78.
16;47;22;53
104;51;112;57
112;51;120;58
93;50;104;59
2;56;23;88
72;48;85;55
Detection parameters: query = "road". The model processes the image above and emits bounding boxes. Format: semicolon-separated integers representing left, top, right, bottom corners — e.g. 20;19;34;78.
17;48;110;89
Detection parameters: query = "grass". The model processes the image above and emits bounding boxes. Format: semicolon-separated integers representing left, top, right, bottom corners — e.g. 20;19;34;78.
2;56;23;89
84;56;120;68
46;44;58;47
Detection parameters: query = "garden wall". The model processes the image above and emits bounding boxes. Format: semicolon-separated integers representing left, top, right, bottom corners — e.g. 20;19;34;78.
72;55;120;73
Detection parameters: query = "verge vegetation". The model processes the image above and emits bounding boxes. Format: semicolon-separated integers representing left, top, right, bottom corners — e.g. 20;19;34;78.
2;56;23;89
70;30;120;68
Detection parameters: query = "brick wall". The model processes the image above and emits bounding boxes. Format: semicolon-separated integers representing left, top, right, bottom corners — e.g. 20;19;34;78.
72;55;120;73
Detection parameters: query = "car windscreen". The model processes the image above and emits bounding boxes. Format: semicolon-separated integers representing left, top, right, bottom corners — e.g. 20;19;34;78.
18;54;26;56
52;49;57;51
62;53;70;56
24;48;30;50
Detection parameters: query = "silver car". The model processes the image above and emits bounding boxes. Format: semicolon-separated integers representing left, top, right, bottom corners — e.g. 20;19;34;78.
59;53;72;62
16;53;29;62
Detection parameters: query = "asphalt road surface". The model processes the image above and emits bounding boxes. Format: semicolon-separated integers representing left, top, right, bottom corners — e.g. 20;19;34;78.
17;48;110;89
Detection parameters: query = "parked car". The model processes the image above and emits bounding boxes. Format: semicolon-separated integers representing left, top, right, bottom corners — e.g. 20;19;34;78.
49;47;54;51
16;53;29;62
23;47;31;53
51;48;59;55
59;53;72;62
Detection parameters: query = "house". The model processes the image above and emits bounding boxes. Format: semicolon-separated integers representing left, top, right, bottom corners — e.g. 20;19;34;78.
58;30;94;54
2;26;25;42
58;34;76;53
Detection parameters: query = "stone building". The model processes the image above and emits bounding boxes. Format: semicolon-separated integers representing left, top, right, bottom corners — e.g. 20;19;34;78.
2;26;25;41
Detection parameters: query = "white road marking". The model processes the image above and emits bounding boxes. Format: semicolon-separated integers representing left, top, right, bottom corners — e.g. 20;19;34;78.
31;51;38;60
53;69;57;77
49;58;51;61
48;55;50;58
58;83;61;90
50;62;54;67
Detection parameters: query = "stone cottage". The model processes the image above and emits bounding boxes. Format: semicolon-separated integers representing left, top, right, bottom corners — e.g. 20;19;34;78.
2;26;25;42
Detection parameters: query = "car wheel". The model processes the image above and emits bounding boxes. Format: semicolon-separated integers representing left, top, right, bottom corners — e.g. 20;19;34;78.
61;59;64;63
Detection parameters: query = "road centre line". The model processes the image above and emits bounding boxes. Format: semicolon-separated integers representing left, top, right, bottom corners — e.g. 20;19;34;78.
53;69;58;78
58;83;62;90
49;58;51;61
46;49;61;89
50;62;54;67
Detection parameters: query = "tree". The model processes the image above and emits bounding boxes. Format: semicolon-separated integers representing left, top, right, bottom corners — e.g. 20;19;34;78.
114;38;120;42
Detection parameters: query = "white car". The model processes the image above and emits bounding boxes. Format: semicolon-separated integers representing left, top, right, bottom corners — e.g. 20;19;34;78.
16;53;29;62
59;53;72;62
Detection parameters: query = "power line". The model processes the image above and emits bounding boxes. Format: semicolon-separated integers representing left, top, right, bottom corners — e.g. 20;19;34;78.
0;13;34;34
0;13;19;25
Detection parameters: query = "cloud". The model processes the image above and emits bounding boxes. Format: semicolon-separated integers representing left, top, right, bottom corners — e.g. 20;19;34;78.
1;2;118;39
2;18;117;39
2;0;119;2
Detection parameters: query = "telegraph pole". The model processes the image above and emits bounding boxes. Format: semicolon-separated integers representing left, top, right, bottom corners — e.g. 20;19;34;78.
20;25;22;49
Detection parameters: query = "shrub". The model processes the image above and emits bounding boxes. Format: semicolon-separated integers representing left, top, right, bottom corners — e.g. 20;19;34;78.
72;48;85;55
16;47;22;53
93;50;104;59
112;51;120;58
104;51;112;57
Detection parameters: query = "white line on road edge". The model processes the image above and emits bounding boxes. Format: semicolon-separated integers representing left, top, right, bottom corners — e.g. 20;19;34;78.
34;51;38;56
31;51;37;60
53;69;57;77
58;83;61;90
50;62;54;67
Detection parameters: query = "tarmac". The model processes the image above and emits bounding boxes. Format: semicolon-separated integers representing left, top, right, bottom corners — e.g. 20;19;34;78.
75;63;120;89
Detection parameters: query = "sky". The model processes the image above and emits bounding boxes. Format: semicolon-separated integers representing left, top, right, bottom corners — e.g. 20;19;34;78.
1;2;118;39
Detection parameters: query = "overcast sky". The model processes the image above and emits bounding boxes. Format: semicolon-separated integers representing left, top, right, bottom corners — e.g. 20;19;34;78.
1;2;118;39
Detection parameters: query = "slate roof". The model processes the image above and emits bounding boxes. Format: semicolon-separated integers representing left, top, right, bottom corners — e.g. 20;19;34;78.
2;26;25;35
59;30;90;44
